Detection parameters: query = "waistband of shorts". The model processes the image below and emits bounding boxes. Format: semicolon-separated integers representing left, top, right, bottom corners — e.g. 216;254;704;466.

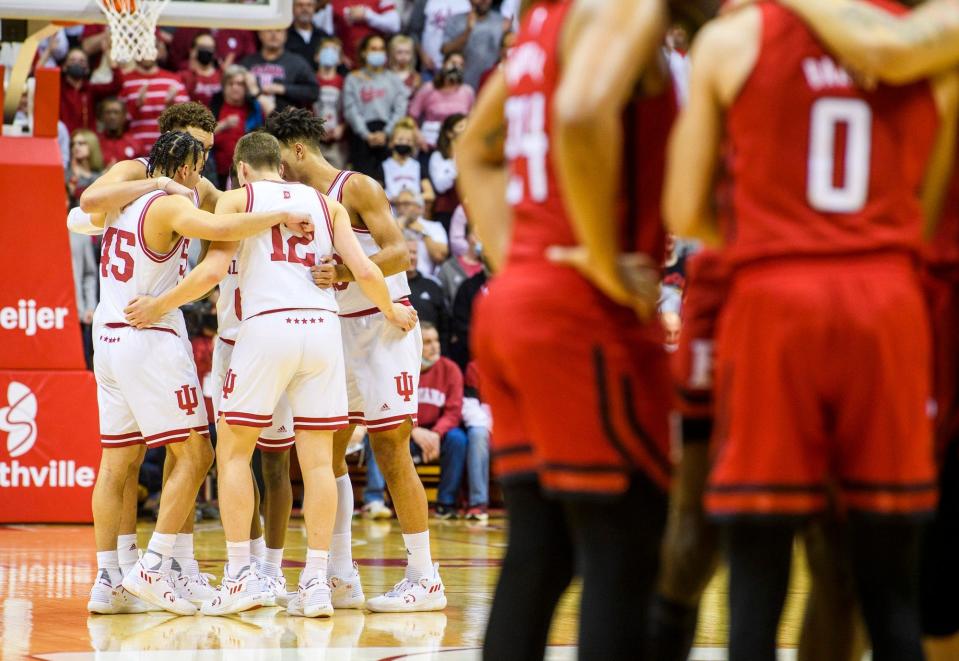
339;297;411;319
248;307;338;320
219;336;236;346
103;322;179;337
733;250;917;279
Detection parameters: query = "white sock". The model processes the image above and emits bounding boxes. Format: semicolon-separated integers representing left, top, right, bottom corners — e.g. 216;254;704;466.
262;547;284;578
302;548;329;584
226;540;251;577
97;550;122;584
331;474;355;576
251;536;266;563
117;534;138;576
403;531;433;580
173;533;198;575
143;532;176;570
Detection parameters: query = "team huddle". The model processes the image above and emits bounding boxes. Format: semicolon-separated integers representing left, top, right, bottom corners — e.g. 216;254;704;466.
69;103;447;618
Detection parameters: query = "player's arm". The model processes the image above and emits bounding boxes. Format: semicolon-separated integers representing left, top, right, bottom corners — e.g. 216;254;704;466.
329;175;411;283
454;69;509;272
551;0;668;310
79;160;192;214
922;71;959;238
154;190;314;242
330;200;418;332
664;10;759;244
776;0;959;84
197;176;224;213
67;207;107;235
124;241;237;328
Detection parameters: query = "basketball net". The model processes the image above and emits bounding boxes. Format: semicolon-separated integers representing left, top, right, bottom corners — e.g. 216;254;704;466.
95;0;171;63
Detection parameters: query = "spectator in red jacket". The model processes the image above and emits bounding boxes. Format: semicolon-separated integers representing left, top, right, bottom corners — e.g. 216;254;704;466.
60;48;121;135
120;48;190;147
179;32;223;107
167;27;258;72
332;0;401;67
96;97;145;168
362;322;468;518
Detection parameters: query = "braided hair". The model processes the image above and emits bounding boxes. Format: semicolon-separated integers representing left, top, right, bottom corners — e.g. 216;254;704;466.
147;131;205;178
264;107;326;150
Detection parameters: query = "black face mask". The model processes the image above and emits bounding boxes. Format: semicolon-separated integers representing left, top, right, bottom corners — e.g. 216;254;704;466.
196;49;216;66
394;144;413;157
65;64;89;80
443;67;463;84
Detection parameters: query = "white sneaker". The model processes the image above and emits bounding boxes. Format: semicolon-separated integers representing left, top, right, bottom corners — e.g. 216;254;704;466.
200;565;265;616
258;570;288;608
121;560;198;616
173;570;216;607
87;570;118;614
287;577;333;618
365;563;447;613
361;500;393;520
329;562;365;609
113;586;155;614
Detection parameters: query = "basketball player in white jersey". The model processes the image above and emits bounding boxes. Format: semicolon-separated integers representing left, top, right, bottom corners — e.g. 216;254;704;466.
167;132;414;617
88;131;315;616
266;108;447;612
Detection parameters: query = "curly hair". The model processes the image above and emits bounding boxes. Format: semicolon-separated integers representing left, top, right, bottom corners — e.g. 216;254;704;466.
147;131;205;178
158;102;216;135
264;107;327;150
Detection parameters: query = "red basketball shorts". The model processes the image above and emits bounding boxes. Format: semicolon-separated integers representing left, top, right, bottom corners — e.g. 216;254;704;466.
922;263;959;461
472;264;672;499
707;254;937;519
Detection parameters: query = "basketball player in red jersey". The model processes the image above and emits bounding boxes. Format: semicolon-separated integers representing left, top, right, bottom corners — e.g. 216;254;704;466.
265;108;446;612
457;0;699;656
729;2;959;655
664;2;957;658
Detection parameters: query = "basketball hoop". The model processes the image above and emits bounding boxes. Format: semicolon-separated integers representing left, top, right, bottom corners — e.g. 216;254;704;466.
96;0;171;63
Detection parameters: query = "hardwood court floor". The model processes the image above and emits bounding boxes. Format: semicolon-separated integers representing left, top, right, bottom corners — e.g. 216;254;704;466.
1;516;954;659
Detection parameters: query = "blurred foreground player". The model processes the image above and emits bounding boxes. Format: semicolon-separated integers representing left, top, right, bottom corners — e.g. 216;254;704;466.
458;0;682;657
664;2;957;659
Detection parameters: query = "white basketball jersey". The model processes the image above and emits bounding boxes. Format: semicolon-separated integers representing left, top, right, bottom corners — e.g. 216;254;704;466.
235;180;338;319
326;171;411;315
216;253;241;342
94;190;190;334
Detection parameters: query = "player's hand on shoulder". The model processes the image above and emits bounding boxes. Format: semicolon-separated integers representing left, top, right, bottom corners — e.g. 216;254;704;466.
124;295;164;328
385;303;418;333
283;212;315;239
157;176;194;200
311;256;337;288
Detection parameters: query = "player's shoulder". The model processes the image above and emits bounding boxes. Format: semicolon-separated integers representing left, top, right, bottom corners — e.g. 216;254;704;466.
341;170;386;201
692;5;761;62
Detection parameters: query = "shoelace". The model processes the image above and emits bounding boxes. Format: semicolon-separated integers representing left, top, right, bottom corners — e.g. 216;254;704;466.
385;578;416;597
189;572;215;587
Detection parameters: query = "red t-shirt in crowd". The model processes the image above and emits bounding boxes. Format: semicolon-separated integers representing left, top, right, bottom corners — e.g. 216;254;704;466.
98;131;146;168
120;68;190;147
417;356;464;436
214;104;249;177
180;67;223;107
60;74;121;135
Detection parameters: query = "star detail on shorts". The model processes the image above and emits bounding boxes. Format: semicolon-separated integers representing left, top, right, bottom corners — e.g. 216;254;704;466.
286;318;292;323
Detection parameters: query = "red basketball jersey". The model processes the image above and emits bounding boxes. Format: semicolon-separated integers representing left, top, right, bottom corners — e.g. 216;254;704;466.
724;2;938;268
504;0;674;269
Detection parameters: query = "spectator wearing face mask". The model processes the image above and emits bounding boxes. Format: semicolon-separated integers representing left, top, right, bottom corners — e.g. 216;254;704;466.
382;118;435;202
407;0;471;75
441;0;511;90
96;97;145;168
211;66;265;185
168;28;258;72
429;113;467;232
60;48;121;135
241;29;319;116
409;52;474;149
288;0;329;71
393;189;448;277
343;34;410;181
315;37;348;168
331;0;401;67
389;34;421;93
179;33;223;107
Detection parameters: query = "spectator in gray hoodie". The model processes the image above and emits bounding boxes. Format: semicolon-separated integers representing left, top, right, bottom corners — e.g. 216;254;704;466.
343;34;410;182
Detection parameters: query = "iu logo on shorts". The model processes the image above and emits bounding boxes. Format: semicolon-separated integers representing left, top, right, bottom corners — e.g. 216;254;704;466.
222;370;237;401
394;372;415;402
176;385;199;415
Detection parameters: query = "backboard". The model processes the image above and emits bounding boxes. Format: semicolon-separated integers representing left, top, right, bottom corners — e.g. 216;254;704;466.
0;0;292;29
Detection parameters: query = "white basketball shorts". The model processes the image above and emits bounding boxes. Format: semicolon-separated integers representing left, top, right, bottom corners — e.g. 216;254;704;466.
212;336;295;452
339;309;422;433
94;324;209;449
220;310;348;432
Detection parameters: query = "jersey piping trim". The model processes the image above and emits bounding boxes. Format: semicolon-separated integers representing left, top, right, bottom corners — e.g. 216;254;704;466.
249;307;338;319
245;182;254;213
219;337;236;346
138;191;185;263
104;322;179;337
315;189;335;244
338;297;411;318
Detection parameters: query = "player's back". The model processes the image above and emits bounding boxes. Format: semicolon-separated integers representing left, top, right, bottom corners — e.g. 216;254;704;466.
94;190;190;334
725;1;938;268
236;180;338;319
